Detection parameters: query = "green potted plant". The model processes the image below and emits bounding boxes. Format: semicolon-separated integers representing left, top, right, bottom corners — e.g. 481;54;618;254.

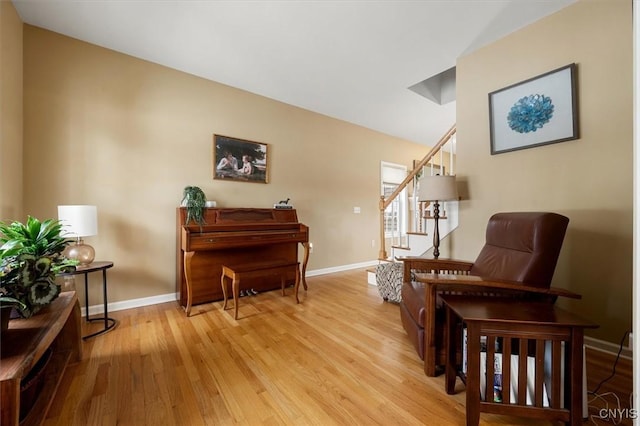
0;216;78;322
181;186;207;226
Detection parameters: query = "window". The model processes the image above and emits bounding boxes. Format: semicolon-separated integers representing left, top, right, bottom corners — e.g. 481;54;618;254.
381;162;408;239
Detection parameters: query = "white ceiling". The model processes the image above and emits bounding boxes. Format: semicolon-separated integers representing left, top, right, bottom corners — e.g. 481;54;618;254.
12;0;576;145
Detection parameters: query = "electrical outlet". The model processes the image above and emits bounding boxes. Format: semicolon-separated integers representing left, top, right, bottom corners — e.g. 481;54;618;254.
371;239;375;247
309;242;314;253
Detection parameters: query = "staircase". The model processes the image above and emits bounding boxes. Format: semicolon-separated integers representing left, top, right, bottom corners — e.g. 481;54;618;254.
378;124;458;262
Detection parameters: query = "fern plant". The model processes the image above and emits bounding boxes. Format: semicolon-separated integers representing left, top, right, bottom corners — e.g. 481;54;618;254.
0;217;77;318
181;186;207;226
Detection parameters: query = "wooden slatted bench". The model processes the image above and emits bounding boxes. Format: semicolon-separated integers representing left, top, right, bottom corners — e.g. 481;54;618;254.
221;260;301;319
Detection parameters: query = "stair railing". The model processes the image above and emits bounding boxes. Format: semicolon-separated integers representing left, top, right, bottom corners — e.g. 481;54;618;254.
378;124;456;260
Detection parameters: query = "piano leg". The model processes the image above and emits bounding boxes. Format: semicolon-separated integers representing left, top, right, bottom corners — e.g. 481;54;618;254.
233;276;241;320
221;271;229;311
294;262;301;304
183;251;195;317
301;242;310;290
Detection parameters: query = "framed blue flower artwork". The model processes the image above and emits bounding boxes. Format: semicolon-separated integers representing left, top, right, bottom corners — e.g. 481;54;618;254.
489;64;578;155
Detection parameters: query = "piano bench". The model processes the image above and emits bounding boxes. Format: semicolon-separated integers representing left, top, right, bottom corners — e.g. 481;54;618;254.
220;260;301;320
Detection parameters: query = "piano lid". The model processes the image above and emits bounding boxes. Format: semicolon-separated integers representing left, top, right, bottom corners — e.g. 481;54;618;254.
179;207;301;231
214;208;297;224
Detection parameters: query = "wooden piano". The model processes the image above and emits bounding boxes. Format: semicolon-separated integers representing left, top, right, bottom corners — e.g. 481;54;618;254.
176;207;310;314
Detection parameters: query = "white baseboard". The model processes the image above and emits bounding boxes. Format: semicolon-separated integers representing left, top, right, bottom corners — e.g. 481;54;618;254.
304;260;379;277
83;292;178;317
84;260;379;316
584;335;632;360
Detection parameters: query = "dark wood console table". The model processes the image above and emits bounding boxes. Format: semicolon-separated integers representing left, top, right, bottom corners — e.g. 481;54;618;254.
442;295;597;426
0;291;82;425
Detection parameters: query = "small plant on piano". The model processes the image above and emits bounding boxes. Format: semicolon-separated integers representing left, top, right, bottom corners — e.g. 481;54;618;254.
181;186;207;227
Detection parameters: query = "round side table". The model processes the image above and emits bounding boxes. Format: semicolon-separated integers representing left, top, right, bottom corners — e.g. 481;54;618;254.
62;261;116;339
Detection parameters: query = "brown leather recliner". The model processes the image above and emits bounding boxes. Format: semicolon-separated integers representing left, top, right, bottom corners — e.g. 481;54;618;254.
399;212;581;377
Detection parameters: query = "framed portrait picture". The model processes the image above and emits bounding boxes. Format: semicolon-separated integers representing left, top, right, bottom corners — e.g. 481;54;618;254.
489;63;579;155
213;134;269;183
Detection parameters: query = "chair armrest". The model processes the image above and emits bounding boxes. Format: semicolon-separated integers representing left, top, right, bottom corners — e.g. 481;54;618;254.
413;272;582;300
397;257;474;284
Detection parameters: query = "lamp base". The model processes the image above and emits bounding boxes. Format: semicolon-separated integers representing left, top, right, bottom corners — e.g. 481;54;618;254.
433;201;441;259
64;238;95;266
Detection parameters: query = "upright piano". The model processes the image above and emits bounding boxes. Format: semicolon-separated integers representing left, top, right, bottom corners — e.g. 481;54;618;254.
176;207;310;312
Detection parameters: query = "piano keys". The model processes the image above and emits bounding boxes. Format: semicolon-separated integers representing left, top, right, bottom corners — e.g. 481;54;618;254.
176;207;310;314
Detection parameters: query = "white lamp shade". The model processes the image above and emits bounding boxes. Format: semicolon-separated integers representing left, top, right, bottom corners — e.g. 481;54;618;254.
418;175;458;202
58;205;98;237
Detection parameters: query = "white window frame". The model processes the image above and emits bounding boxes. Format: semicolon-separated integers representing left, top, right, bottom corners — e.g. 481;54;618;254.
380;161;408;238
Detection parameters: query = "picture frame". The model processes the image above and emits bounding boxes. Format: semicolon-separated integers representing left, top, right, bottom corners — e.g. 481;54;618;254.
489;63;578;155
213;134;269;183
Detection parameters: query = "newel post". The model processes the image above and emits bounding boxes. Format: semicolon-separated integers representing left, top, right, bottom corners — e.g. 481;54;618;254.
379;195;387;260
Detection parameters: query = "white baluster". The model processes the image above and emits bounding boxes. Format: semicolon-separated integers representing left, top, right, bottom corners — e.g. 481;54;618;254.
449;136;454;176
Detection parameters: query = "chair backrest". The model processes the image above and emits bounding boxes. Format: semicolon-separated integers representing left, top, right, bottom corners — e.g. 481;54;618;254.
469;212;569;288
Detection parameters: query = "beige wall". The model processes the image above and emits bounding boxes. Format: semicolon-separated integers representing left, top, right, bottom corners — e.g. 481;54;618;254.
22;26;429;307
0;1;23;220
454;0;632;342
13;1;633;344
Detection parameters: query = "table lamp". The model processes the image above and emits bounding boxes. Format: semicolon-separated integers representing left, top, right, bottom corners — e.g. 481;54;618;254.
58;205;98;266
418;175;458;259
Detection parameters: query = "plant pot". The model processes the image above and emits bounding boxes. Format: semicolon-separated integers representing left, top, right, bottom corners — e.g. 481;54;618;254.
0;306;22;331
1;306;12;331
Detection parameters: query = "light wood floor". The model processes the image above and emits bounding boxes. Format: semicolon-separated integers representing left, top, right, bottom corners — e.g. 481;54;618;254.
45;268;632;425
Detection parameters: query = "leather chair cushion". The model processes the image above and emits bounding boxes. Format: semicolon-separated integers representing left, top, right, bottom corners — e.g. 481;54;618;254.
400;302;424;359
470;212;568;288
400;281;426;328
